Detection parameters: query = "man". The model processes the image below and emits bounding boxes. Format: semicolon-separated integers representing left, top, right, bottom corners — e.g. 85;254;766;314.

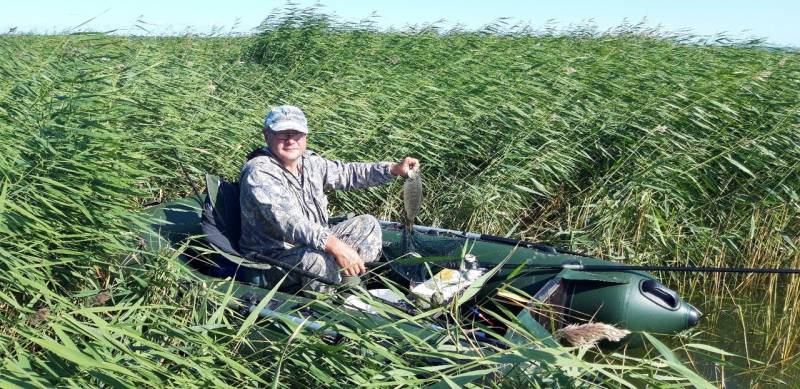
239;105;419;291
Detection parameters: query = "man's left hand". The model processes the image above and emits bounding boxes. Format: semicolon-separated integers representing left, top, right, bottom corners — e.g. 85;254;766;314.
390;157;420;178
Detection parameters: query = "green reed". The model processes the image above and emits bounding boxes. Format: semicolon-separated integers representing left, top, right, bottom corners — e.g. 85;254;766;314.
1;6;797;386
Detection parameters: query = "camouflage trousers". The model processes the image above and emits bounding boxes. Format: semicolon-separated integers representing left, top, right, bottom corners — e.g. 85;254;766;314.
272;214;383;292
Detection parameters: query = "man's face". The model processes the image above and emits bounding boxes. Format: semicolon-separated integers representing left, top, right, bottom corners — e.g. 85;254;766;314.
265;129;307;166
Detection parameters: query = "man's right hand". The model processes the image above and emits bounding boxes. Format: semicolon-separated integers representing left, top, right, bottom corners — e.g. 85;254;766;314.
390;156;420;178
325;235;366;277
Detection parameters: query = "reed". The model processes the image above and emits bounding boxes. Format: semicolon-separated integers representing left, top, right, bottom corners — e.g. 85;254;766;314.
0;6;797;386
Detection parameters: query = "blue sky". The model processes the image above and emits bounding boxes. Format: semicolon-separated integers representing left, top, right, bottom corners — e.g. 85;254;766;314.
2;1;798;46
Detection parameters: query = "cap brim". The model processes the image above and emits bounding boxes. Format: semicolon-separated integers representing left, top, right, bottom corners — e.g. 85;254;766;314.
269;121;308;133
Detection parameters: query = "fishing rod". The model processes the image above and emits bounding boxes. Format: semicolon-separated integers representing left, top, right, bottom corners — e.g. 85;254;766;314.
379;221;800;275
368;255;800;275
503;262;800;275
248;253;341;286
172;149;203;201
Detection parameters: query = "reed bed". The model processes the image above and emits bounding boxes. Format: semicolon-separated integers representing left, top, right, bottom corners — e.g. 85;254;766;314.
1;7;797;386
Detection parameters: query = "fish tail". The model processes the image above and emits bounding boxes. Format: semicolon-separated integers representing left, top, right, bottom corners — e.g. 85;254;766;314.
401;225;419;254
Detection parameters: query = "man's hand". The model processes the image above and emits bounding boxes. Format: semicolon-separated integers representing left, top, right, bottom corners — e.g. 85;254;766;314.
325;235;365;277
390;156;420;178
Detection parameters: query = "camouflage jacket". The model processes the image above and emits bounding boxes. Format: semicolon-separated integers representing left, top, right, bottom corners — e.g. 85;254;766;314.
239;148;395;255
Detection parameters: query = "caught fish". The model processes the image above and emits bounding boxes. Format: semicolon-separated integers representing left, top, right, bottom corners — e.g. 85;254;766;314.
403;166;423;229
397;166;424;281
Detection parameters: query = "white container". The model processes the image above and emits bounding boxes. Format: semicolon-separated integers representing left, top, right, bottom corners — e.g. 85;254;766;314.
411;261;486;304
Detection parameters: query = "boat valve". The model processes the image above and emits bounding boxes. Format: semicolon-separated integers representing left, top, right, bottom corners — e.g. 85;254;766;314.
687;305;702;327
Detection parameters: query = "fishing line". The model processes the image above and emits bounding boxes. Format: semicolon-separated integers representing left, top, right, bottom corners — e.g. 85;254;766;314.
248;253;340;286
505;262;800;275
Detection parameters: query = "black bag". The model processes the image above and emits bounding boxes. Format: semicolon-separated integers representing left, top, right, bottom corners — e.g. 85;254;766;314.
201;147;270;259
202;174;242;257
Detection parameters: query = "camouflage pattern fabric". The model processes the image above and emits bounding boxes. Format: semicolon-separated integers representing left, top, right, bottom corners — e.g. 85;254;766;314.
270;214;383;291
239;148;395;289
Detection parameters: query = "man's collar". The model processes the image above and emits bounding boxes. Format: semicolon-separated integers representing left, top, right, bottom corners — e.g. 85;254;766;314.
246;147;271;161
262;147;305;180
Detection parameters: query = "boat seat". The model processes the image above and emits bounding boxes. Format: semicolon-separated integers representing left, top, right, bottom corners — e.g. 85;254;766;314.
202;174;243;257
201;174;288;288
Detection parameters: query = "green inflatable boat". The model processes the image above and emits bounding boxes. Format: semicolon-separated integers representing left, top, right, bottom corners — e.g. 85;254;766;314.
142;174;700;349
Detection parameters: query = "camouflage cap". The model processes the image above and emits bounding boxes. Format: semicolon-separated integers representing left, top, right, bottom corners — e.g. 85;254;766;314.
264;105;308;133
